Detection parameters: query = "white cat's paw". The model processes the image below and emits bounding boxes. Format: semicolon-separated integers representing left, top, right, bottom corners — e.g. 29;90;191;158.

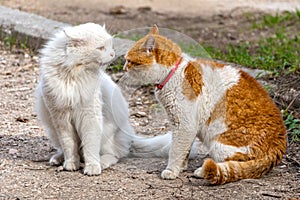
100;154;119;170
194;167;204;178
84;163;101;176
100;161;110;170
63;160;80;171
161;169;178;180
49;153;64;166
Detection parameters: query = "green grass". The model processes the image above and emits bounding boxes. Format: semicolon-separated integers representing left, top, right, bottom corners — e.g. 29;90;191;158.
204;33;299;74
203;11;300;74
0;27;29;50
282;111;300;142
108;58;124;72
252;10;300;29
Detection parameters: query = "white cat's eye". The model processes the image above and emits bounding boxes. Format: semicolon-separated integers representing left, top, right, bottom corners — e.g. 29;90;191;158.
97;46;105;51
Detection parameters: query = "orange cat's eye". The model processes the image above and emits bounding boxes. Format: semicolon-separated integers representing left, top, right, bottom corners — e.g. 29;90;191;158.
97;46;105;51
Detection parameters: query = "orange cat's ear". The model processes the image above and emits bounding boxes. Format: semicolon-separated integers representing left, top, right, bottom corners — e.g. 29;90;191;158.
149;24;159;35
142;35;155;55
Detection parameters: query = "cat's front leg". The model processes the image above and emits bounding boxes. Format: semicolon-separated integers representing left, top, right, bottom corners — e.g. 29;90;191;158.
52;113;80;171
161;125;197;180
77;111;102;176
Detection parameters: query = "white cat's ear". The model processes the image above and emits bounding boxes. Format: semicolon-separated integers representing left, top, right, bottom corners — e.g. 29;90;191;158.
63;29;85;47
63;28;76;39
149;24;159;35
143;35;155;55
103;23;106;29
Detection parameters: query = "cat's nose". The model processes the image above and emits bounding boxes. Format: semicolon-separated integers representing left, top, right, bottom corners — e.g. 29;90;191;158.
110;52;115;57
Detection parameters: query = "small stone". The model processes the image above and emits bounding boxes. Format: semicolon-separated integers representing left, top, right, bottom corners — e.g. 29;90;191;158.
32;56;39;61
135;101;143;106
1;59;7;65
109;5;128;15
9;149;18;154
134;111;147;117
137;6;151;12
16;117;29;123
139;119;149;126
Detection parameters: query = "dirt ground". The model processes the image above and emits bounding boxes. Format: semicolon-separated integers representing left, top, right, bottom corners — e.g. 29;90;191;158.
0;0;300;199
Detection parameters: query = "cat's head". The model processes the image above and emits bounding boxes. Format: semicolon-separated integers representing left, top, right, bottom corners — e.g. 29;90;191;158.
62;23;115;68
122;25;182;85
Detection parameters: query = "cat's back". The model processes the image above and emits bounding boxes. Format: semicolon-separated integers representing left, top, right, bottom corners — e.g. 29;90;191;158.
217;66;286;153
195;59;286;146
197;59;282;120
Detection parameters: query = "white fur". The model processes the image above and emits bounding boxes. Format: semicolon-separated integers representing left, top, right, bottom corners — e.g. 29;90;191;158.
209;142;250;162
35;23;132;175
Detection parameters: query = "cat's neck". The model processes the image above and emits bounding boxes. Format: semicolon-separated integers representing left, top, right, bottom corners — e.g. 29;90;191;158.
155;53;192;91
59;62;102;82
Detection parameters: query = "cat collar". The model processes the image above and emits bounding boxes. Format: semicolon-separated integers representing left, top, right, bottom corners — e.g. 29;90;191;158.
157;57;182;90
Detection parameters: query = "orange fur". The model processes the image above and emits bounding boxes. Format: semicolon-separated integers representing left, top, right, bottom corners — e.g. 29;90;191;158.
182;61;203;100
202;71;287;184
125;26;181;69
123;25;287;185
205;96;226;126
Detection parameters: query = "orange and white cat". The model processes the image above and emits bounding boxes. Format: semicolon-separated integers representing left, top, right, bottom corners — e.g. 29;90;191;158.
121;25;287;184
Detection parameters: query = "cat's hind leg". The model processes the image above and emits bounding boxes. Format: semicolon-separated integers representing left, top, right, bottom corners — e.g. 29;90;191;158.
100;154;119;170
36;94;65;166
49;149;64;166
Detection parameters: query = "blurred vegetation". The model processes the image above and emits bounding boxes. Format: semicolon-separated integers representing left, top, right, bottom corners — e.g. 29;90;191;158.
203;10;300;75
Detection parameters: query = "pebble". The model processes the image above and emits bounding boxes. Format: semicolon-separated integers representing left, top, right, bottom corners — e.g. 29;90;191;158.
135;101;143;106
134;111;147;117
1;59;7;65
109;5;128;15
8;148;18;154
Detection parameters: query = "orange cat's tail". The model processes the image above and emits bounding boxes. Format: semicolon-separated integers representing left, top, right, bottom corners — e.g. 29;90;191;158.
200;152;284;185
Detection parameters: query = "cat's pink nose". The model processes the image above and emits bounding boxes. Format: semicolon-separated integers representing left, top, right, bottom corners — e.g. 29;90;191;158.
110;52;115;57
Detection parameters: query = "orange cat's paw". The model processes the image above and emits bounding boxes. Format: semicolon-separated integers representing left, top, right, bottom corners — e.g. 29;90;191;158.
161;169;178;179
194;167;204;178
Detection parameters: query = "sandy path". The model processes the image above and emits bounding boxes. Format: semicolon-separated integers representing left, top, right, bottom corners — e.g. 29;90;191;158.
3;0;300;17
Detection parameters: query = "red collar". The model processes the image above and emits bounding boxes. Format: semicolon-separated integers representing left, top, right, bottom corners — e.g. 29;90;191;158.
157;57;182;90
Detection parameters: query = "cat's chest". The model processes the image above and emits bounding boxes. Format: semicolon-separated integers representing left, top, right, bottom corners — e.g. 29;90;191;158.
44;75;101;108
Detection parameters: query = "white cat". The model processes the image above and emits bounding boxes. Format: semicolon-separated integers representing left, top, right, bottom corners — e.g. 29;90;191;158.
36;23;197;176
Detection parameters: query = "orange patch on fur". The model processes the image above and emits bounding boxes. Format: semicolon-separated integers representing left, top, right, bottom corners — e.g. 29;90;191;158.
201;70;287;184
125;34;182;70
182;61;203;100
200;68;287;185
205;96;226;126
217;71;286;151
125;36;155;70
202;158;220;184
225;152;251;162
